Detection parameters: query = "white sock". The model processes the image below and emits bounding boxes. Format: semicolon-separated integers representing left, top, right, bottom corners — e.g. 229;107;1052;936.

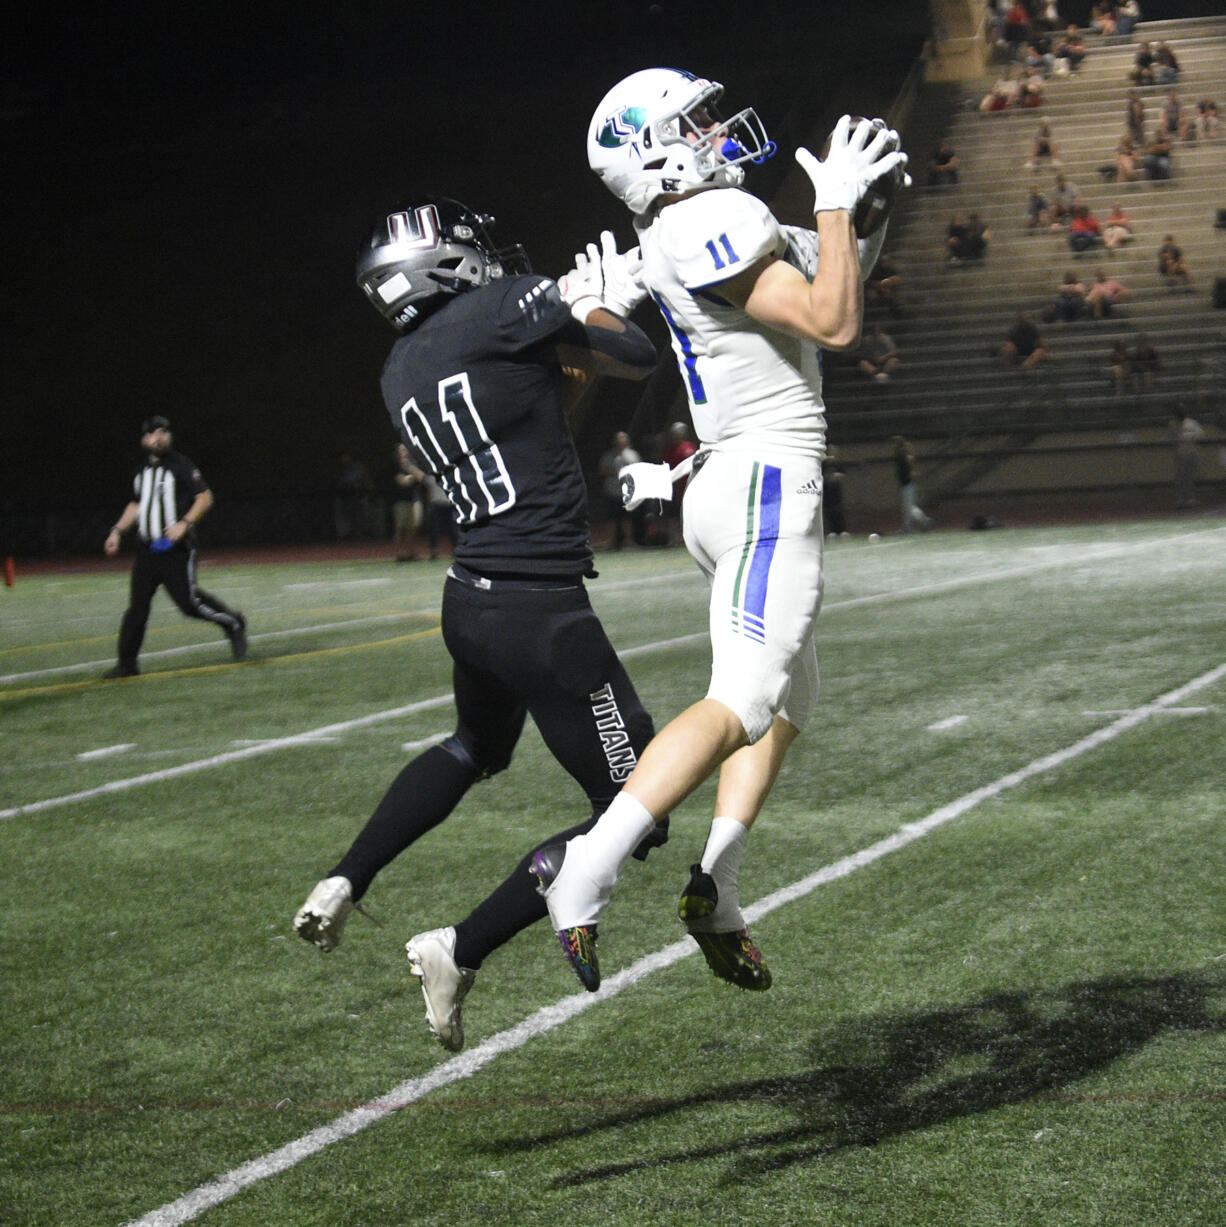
546;793;657;928
694;816;748;932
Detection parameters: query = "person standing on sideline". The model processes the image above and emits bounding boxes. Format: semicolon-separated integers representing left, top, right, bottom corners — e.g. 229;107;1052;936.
531;70;907;993
390;442;424;562
102;415;246;678
661;420;698;543
599;430;641;548
294;197;667;1052
892;435;933;533
1172;412;1206;508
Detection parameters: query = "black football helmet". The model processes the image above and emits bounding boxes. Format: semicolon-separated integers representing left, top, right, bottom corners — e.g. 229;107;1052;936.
356;197;531;331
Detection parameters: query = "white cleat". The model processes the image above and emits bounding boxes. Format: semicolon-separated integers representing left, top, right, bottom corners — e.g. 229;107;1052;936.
293;876;355;952
406;927;477;1052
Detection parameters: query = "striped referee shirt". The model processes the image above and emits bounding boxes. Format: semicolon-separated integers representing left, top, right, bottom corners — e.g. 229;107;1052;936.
132;451;209;544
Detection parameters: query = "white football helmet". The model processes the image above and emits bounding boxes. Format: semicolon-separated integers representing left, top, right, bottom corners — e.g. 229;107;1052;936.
588;68;775;215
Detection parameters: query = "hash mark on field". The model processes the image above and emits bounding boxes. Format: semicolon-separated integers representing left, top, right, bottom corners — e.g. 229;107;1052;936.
123;659;1226;1227
77;743;137;760
927;715;969;732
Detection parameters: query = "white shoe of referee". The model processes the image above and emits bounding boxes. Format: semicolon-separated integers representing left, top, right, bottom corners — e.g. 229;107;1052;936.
406;927;477;1052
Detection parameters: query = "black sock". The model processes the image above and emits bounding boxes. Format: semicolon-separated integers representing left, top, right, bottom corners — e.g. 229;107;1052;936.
453;816;598;969
331;745;478;900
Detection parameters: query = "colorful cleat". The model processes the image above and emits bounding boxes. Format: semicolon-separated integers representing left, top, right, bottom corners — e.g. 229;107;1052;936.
531;844;602;992
677;862;718;922
679;864;771;990
689;928;773;992
553;923;601;992
293;875;354;952
406;927;476;1052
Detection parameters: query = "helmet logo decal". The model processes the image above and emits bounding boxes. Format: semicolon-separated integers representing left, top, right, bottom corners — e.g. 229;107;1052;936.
387;204;440;249
597;106;647;148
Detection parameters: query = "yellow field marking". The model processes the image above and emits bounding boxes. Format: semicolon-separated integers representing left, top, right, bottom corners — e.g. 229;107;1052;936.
0;624;442;701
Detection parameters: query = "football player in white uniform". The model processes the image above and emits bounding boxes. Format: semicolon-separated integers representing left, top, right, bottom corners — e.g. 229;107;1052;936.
533;69;907;993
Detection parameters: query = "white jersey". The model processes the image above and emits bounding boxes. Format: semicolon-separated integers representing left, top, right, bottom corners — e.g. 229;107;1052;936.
636;188;825;459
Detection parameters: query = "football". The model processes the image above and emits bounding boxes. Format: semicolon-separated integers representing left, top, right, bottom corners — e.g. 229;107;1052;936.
822;116;905;239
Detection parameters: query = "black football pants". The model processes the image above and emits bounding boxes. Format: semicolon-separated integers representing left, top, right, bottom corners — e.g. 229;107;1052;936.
116;544;243;669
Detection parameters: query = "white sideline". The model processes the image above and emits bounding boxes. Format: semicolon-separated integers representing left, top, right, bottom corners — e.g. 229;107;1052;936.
123;659;1226;1227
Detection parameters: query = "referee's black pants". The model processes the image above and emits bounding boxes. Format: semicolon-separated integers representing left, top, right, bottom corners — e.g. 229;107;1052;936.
117;543;242;668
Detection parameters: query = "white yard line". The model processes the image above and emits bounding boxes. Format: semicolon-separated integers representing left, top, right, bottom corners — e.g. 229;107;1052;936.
0;696;453;820
123;658;1226;1227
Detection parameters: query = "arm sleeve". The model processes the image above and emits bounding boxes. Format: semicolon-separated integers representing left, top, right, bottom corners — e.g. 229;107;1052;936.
494;275;576;353
554;315;657;368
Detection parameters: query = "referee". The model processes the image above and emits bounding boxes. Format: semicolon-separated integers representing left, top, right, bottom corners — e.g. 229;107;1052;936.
102;415;247;678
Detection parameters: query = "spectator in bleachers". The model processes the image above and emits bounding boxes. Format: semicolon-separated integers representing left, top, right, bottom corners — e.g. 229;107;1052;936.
1157;235;1191;288
866;253;903;316
1025;183;1051;229
1103;201;1135;250
1125;90;1146;145
1019;65;1046;107
1143;129;1173;180
1024;36;1055;78
1115;1;1141;36
1086;269;1128;318
1159;91;1193;142
1048;172;1079;226
1155;41;1180;85
1039;1;1063;30
1001;2;1032;50
1053;26;1087;74
946;213;972;261
1129;42;1156;86
1129;334;1161;389
980;68;1020;113
1091;3;1117;36
857;324;901;382
928;139;959;185
1069;201;1104;253
1001;311;1050;369
1025;120;1060;168
1045;270;1089;321
1113;134;1141;182
1197;100;1219;139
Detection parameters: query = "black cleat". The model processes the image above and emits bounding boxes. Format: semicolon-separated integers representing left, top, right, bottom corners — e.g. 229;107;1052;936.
228;613;248;661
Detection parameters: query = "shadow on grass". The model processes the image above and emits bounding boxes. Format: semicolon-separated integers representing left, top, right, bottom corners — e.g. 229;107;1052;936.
491;968;1226;1186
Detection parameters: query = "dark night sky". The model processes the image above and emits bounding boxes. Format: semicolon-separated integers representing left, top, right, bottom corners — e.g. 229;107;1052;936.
2;0;1215;529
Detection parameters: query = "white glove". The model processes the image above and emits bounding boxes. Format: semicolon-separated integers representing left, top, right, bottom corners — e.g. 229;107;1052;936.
619;462;673;511
597;231;647;316
795;115;909;216
557;242;604;323
558;231;646;322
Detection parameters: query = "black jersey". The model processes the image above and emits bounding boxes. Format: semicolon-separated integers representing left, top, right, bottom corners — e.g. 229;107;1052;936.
131;450;209;544
380;275;592;577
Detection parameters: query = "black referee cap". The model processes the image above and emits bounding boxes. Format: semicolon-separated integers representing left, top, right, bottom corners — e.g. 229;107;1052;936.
141;414;171;434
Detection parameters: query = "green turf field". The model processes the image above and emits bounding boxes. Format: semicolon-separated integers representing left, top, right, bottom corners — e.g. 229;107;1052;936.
2;521;1224;1226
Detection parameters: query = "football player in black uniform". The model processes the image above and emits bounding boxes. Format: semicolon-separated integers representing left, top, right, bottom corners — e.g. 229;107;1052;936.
294;197;664;1051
